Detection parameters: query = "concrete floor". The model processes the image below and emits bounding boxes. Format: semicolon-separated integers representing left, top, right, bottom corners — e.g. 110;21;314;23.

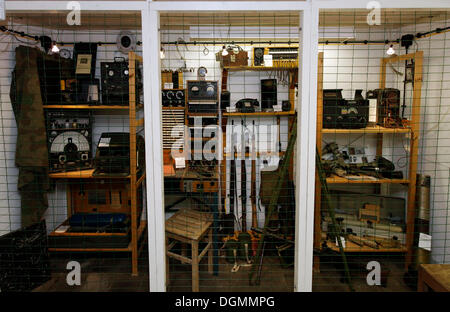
34;247;415;292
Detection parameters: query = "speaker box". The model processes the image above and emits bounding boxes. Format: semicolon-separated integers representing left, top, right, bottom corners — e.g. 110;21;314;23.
253;47;265;66
220;91;230;111
261;79;277;111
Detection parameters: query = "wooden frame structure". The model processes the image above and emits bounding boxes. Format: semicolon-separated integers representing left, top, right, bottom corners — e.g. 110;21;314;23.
47;51;147;276
314;51;423;270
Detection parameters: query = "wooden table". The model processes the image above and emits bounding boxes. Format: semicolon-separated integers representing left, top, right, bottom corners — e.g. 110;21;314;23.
165;209;213;292
418;264;450;292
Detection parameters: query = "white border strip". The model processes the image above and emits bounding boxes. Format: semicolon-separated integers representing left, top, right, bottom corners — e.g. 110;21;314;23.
5;1;146;11
142;5;166;292
150;1;309;11
312;0;450;9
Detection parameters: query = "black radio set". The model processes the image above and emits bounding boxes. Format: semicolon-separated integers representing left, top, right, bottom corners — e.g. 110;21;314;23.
322;89;369;129
187;80;219;113
162;89;186;107
46;110;93;172
38;49;142;106
93;132;145;176
100;57;143;106
45;111;145;175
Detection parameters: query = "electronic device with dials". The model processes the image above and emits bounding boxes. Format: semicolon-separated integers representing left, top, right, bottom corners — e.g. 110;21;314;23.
100;57;142;106
187;80;219;113
162;89;186;107
46;110;92;172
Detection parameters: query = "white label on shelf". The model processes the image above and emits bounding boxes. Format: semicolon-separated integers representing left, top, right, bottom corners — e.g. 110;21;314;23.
98;137;111;147
175;157;186;169
335;236;346;249
419;233;432;251
263;55;273;67
369;99;377;123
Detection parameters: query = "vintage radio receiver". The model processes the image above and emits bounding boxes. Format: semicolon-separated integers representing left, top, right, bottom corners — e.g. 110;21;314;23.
187;80;219;113
93;132;145;176
366;88;401;128
253;46;298;67
101;58;142;106
323;89;369;129
46;111;92;172
216;46;248;67
162;89;186;107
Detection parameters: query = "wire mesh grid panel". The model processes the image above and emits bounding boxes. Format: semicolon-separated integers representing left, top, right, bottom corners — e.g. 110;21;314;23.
314;8;450;292
160;11;299;292
0;10;149;291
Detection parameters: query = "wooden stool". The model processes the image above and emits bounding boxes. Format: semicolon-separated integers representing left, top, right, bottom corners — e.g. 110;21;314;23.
418;264;450;292
165;209;213;292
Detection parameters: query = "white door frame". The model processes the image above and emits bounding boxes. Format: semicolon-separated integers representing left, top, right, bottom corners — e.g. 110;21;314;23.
144;0;315;292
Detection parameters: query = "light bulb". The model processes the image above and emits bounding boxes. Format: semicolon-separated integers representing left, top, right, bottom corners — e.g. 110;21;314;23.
51;42;59;53
160;47;165;59
221;45;228;56
386;44;395;56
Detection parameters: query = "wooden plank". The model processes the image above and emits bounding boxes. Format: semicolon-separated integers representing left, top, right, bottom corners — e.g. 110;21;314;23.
418;264;450;292
405;51;423;269
167;250;192;265
314;52;324;272
49;169;130;179
49;247;131;252
136;172;146;187
322;126;411;134
129;51;139;276
383;52;419;64
224;66;298;72
136;118;144;127
43;105;130;110
224;111;296;117
198;241;212;261
325;240;408;253
191;241;199;292
326;175;409;184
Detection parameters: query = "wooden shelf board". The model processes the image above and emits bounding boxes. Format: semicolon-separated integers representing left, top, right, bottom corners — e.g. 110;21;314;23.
187;112;218;117
325;240;408;253
49;247;132;252
322;125;411;134
326;175;409;184
49;169;131;179
48;221;147;253
224;111;295;117
162;107;185;110
44;105;131;110
223;66;298;72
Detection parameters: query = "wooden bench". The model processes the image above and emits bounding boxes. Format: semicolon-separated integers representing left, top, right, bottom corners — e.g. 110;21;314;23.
165;209;213;292
418;264;450;292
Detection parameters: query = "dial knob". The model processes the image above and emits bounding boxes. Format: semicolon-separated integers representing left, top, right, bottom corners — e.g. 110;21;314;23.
206;84;215;96
166;90;175;100
175;90;184;100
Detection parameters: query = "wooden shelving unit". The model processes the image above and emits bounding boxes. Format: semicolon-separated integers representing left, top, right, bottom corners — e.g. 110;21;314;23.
47;51;147;276
314;51;424;271
223;111;296;117
220;63;297;214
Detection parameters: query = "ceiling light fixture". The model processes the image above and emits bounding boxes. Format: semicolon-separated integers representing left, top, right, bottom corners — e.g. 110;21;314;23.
221;45;228;56
386;44;396;56
51;41;60;53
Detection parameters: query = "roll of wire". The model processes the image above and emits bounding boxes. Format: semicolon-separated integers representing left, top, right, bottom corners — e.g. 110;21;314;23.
413;174;431;270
